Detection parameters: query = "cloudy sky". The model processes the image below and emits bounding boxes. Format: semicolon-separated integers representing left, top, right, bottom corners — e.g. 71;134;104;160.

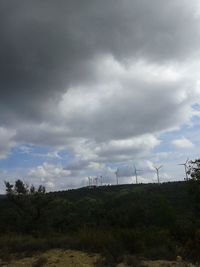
1;0;200;192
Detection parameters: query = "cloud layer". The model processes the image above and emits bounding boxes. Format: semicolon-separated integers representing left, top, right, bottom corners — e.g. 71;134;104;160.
0;0;200;189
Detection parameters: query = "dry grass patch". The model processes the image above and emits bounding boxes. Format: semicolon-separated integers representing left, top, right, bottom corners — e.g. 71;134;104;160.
1;249;100;267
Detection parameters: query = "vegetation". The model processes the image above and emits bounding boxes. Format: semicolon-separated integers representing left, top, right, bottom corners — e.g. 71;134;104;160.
0;161;200;265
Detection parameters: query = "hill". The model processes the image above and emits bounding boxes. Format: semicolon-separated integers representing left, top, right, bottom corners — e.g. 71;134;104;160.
0;181;199;265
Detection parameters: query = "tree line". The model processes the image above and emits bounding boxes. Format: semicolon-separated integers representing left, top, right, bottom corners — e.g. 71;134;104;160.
0;159;200;264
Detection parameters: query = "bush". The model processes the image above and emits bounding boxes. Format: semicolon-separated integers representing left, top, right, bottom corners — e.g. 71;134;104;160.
123;254;144;267
32;256;48;267
0;234;75;256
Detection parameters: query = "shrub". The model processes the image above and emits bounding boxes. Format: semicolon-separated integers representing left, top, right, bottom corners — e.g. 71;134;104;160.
123;254;144;266
32;256;48;267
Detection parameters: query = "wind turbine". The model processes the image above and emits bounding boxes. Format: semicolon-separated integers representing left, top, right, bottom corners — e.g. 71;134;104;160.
94;176;98;186
154;165;163;184
115;168;119;185
100;175;103;186
88;176;92;187
178;158;189;181
133;165;143;184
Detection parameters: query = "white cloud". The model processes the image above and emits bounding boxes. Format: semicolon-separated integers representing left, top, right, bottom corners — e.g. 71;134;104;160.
172;137;194;149
28;163;71;191
58;58;199;142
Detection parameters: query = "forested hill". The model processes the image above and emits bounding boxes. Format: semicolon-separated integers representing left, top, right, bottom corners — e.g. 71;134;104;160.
47;181;193;233
0;181;192;229
0;181;193;232
0;181;190;203
50;181;188;201
0;180;199;263
49;181;191;213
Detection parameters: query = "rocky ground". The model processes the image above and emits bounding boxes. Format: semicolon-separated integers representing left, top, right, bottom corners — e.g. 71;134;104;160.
0;249;198;267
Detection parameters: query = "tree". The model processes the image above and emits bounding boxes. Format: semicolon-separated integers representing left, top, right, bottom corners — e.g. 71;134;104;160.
4;180;47;233
4;181;13;195
14;179;28;194
187;159;200;221
4;179;46;196
187;159;200;181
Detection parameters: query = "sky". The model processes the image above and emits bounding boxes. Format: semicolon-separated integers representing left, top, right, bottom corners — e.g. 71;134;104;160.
1;0;200;192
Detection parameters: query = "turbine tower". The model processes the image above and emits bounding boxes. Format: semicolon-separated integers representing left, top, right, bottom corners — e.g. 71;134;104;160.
115;168;119;185
100;175;103;186
154;165;163;184
88;176;92;187
178;158;189;181
94;176;98;186
134;165;143;184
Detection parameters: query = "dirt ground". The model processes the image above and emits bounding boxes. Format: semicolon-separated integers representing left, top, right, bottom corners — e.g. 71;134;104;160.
0;249;99;267
118;260;196;267
0;249;197;267
141;260;196;267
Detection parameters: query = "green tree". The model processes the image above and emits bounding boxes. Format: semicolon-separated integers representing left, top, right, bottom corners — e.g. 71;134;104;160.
4;179;46;196
4;180;47;233
14;179;28;194
187;159;200;181
4;181;14;195
187;159;200;222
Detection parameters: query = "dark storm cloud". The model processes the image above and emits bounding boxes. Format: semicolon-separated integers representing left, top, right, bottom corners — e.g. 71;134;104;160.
0;0;199;125
0;0;97;123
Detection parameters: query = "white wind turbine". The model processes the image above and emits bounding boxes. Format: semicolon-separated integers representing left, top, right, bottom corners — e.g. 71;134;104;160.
100;175;103;186
94;176;98;186
178;158;189;181
88;176;93;187
133;164;143;184
115;168;119;185
153;165;163;184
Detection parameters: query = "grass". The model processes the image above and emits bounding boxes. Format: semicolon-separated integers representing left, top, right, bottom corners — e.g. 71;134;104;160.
2;249;100;267
32;256;48;267
0;227;176;262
